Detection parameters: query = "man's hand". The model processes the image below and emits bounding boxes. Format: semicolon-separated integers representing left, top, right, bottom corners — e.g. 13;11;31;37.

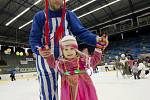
38;45;51;59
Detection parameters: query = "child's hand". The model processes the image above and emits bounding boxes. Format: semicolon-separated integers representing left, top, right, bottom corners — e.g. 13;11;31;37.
96;34;109;50
38;45;51;59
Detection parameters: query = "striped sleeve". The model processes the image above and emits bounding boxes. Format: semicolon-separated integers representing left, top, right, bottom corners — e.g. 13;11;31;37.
29;11;45;55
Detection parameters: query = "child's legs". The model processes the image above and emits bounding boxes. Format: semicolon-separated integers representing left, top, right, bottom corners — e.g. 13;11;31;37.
36;55;58;100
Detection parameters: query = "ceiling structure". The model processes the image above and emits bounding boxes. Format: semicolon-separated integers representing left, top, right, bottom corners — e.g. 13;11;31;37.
0;0;150;47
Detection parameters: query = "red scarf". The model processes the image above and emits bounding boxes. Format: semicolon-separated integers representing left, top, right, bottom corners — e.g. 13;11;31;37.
45;0;66;46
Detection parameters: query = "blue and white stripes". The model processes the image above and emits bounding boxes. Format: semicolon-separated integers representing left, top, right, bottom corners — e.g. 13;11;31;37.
36;54;58;100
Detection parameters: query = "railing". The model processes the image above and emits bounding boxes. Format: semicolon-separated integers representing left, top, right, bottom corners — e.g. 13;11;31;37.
100;13;150;35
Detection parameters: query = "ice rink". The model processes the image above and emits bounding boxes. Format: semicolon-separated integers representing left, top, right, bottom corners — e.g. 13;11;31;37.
0;71;150;100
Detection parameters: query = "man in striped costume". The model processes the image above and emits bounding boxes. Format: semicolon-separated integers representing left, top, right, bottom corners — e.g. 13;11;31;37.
29;0;108;100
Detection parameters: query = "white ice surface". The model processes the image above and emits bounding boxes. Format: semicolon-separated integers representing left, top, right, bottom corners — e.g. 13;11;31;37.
0;71;150;100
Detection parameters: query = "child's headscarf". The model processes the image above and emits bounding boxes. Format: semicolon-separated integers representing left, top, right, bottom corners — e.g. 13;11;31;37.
60;35;78;49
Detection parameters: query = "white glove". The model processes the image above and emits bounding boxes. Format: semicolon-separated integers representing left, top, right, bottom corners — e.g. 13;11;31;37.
86;67;93;76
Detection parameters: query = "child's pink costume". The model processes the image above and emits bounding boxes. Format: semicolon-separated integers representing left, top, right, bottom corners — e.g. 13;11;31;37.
47;50;101;100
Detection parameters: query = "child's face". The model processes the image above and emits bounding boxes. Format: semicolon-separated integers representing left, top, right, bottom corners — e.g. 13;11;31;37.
49;0;63;11
62;46;77;59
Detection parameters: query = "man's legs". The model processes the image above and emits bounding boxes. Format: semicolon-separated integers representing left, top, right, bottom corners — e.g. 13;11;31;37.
13;75;16;81
36;55;58;100
133;73;136;79
137;70;141;79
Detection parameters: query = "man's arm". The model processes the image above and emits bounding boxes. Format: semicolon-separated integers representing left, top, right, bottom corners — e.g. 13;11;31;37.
67;11;97;47
29;11;44;55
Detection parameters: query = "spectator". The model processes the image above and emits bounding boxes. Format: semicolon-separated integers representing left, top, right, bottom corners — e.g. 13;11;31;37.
132;62;140;79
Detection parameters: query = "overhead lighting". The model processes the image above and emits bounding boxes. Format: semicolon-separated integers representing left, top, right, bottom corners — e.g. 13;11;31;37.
78;0;121;18
72;0;96;12
33;0;42;6
5;0;42;26
6;7;31;26
19;20;33;29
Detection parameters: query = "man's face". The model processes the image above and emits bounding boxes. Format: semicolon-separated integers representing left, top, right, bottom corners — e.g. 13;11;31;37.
49;0;63;11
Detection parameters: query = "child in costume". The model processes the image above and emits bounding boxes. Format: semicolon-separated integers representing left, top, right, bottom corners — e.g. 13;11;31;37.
47;35;102;100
